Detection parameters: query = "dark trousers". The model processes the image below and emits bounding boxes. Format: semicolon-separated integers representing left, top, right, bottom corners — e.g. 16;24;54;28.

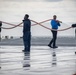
23;31;31;51
48;30;57;47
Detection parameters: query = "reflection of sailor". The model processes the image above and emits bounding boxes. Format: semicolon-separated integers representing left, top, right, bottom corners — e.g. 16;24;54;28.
23;52;30;68
52;51;57;66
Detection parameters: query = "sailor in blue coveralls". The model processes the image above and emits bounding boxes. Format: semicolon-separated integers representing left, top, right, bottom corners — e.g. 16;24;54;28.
22;14;31;52
48;15;62;48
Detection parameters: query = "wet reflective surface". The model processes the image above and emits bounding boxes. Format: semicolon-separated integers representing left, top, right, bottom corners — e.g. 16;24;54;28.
0;46;76;75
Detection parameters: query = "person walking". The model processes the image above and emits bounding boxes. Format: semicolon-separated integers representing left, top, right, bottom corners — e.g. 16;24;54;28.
22;14;31;52
48;15;62;48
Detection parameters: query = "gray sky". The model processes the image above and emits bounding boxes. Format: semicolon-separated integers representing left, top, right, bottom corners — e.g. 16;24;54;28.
0;0;76;22
0;0;62;2
0;0;76;37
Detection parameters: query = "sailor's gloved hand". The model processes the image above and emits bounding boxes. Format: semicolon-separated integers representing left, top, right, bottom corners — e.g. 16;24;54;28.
56;20;62;23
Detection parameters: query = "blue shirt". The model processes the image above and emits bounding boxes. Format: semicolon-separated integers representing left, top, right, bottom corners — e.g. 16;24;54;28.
51;20;60;29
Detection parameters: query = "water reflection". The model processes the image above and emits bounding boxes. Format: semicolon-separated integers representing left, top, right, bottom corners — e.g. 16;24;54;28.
23;51;30;68
52;49;57;66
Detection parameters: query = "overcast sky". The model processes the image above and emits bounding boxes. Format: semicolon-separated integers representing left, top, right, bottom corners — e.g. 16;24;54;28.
0;0;76;37
0;0;63;2
0;0;76;22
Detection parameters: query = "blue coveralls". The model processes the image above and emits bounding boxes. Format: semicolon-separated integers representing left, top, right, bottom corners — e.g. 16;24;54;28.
23;19;31;51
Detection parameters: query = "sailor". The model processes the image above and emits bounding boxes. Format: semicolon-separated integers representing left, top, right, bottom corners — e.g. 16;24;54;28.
48;15;62;48
22;14;31;52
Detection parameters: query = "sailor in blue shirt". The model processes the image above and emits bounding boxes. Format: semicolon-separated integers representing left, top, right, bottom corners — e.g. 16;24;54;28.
51;19;60;29
22;14;31;52
48;15;62;48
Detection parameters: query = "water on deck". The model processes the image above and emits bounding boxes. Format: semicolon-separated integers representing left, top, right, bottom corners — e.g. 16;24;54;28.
0;46;76;75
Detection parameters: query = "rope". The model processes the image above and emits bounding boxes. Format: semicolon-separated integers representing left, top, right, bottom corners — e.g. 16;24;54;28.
0;19;52;28
31;20;72;31
1;19;52;28
0;19;73;31
1;21;23;29
31;19;52;26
